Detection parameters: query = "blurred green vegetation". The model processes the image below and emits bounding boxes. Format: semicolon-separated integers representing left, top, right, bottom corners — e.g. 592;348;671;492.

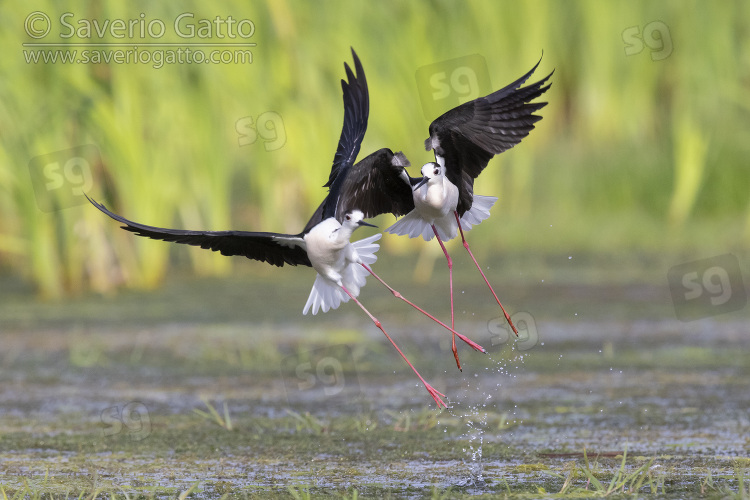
1;1;748;297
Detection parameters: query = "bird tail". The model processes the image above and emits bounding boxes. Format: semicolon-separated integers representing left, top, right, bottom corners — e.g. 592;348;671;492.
385;210;439;241
302;233;381;316
459;195;497;231
302;275;348;316
350;233;381;266
385;195;497;242
341;233;380;294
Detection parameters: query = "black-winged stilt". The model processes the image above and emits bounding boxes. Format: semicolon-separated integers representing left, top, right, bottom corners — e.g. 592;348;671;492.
380;58;553;369
86;49;483;407
313;147;488;368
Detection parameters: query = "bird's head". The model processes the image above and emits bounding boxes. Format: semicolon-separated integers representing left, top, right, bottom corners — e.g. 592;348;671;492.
414;162;444;190
342;210;377;231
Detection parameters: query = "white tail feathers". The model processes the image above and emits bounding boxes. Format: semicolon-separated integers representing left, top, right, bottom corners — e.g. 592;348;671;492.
351;233;381;265
385;210;439;241
386;195;497;242
459;195;497;232
302;274;348;316
302;233;381;315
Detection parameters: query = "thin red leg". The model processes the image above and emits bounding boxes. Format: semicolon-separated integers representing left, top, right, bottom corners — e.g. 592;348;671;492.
360;263;485;354
340;284;447;409
454;212;518;336
432;225;461;370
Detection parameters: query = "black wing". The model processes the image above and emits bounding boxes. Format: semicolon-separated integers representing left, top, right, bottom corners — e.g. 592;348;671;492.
318;52;417;223
88;196;311;268
331;148;416;220
304;149;415;231
322;48;369;193
425;57;553;215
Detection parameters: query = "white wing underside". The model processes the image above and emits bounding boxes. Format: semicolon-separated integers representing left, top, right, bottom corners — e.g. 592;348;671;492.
302;233;381;315
385;195;497;241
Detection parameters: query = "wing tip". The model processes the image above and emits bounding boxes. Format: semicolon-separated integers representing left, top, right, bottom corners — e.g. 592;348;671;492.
342;47;367;95
84;192;105;211
350;47;364;78
424;135;439;152
391;151;410;167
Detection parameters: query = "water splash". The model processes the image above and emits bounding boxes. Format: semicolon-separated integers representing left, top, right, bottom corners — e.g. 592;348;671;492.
456;394;494;487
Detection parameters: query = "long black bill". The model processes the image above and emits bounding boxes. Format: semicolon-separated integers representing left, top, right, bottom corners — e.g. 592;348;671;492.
358;220;377;228
414;176;429;190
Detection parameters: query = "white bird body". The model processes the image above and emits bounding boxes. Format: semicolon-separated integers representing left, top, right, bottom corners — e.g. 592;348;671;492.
86;47;490;407
305;218;351;279
302;212;381;315
414;171;458;222
386;163;497;242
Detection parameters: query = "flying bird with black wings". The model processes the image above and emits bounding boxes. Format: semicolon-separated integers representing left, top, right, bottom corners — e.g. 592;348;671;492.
332;57;552;370
87;49;484;408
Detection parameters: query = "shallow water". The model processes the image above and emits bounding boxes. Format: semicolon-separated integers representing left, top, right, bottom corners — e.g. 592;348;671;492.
1;256;749;497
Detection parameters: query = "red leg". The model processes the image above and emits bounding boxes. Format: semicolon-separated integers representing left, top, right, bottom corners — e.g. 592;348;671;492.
432;225;461;370
360;263;485;354
340;285;447;409
454;212;518;336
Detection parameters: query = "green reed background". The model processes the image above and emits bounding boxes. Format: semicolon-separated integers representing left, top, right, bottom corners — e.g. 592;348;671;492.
1;1;748;297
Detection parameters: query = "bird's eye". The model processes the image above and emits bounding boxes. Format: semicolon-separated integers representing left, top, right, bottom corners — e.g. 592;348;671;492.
433;168;439;176
345;214;351;221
